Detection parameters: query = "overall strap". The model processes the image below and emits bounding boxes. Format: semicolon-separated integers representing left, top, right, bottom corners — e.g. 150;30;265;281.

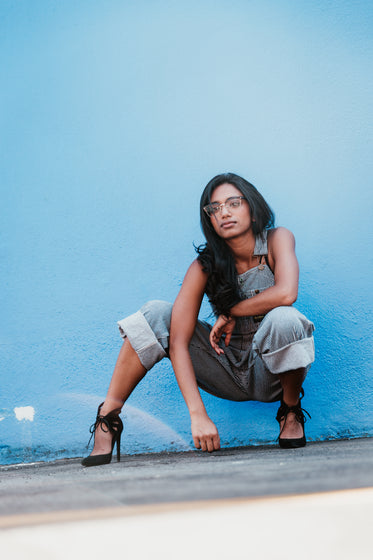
254;231;274;273
253;230;268;256
264;254;273;273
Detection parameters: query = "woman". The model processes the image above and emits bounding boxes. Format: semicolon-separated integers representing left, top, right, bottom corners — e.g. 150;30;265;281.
82;173;315;467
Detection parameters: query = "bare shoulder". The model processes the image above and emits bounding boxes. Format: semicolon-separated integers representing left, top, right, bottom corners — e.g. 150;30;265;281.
267;228;297;270
173;259;207;321
181;259;208;292
187;258;208;278
267;227;296;250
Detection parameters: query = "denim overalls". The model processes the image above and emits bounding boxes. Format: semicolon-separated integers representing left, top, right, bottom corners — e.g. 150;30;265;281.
118;231;315;402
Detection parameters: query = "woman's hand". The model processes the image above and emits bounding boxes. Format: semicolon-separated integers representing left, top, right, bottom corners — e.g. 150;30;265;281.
191;412;220;452
209;314;236;355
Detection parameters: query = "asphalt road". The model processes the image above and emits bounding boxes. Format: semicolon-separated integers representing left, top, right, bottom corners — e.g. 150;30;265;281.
0;437;372;519
0;438;372;560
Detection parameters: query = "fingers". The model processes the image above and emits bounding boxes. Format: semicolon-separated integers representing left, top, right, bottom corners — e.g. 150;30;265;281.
191;416;220;453
211;341;224;355
212;432;221;451
193;437;201;450
209;328;224;355
193;434;221;453
209;314;236;354
209;327;218;346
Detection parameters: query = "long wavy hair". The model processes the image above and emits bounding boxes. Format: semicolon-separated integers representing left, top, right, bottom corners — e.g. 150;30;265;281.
196;172;275;316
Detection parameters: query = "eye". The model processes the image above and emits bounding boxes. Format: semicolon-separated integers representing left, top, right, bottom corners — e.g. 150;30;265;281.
229;198;241;208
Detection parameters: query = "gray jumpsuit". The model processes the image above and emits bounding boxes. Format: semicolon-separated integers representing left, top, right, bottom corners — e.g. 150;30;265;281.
118;231;315;403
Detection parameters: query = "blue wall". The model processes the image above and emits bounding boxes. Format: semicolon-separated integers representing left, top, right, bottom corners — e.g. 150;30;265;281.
1;0;372;464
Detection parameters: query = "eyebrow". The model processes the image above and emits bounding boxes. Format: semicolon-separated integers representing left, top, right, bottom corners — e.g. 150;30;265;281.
209;195;240;204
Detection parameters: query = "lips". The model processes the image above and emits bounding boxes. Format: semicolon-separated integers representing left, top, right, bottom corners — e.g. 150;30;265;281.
221;221;236;228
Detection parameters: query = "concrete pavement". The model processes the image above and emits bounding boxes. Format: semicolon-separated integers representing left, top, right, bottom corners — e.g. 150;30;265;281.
0;438;372;559
1;437;372;517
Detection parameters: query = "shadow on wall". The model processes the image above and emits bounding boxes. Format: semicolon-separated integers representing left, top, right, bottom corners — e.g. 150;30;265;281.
2;378;369;466
0;394;192;465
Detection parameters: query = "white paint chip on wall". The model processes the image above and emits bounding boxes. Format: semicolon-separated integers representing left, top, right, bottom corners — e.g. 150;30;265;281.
14;407;35;422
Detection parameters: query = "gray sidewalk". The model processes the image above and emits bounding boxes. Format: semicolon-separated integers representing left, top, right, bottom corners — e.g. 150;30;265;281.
0;438;372;560
0;437;372;519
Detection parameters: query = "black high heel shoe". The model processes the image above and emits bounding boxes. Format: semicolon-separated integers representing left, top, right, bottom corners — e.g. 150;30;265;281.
81;403;123;467
276;389;311;449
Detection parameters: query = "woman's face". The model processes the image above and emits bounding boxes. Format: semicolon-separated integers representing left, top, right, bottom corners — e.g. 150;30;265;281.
208;183;253;240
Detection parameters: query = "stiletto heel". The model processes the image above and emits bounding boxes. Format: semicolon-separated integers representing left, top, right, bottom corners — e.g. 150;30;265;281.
116;433;121;462
81;402;124;467
276;389;311;449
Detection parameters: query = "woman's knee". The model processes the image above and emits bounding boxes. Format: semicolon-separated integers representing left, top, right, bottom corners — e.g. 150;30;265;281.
258;306;312;346
264;306;302;329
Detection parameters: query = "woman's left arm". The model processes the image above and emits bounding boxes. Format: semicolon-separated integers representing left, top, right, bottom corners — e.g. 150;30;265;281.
230;227;299;318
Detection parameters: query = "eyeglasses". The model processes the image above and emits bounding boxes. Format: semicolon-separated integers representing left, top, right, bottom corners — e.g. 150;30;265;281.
203;196;246;217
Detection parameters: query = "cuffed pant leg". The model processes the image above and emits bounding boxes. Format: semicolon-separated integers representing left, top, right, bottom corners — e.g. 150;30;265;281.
252;306;315;375
117;300;173;370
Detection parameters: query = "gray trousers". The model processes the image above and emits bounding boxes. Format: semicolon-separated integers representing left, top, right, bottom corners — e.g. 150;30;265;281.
118;300;315;403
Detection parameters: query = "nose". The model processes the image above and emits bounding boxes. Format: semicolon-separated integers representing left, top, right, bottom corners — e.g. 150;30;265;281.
219;202;232;217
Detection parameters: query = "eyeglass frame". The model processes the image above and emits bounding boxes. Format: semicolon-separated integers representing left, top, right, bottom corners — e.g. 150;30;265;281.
203;196;246;217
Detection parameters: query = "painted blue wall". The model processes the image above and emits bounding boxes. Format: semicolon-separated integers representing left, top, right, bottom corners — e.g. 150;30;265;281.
1;0;372;464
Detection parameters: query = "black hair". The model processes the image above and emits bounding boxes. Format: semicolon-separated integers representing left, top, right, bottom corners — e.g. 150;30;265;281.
196;172;275;316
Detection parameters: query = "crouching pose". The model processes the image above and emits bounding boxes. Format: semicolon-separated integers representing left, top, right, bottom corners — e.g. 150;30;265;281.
82;173;315;466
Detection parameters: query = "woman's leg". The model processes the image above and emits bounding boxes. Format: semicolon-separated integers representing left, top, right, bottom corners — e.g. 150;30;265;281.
89;339;146;456
278;367;306;439
102;339;147;413
251;306;314;443
86;300;173;458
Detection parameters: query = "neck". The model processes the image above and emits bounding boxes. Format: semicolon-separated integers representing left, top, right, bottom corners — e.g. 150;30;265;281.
225;230;256;259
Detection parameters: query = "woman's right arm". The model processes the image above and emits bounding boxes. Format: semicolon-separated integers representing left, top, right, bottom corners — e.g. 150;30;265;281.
169;260;220;452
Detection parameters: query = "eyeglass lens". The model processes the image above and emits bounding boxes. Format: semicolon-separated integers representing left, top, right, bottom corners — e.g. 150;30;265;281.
206;197;243;215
